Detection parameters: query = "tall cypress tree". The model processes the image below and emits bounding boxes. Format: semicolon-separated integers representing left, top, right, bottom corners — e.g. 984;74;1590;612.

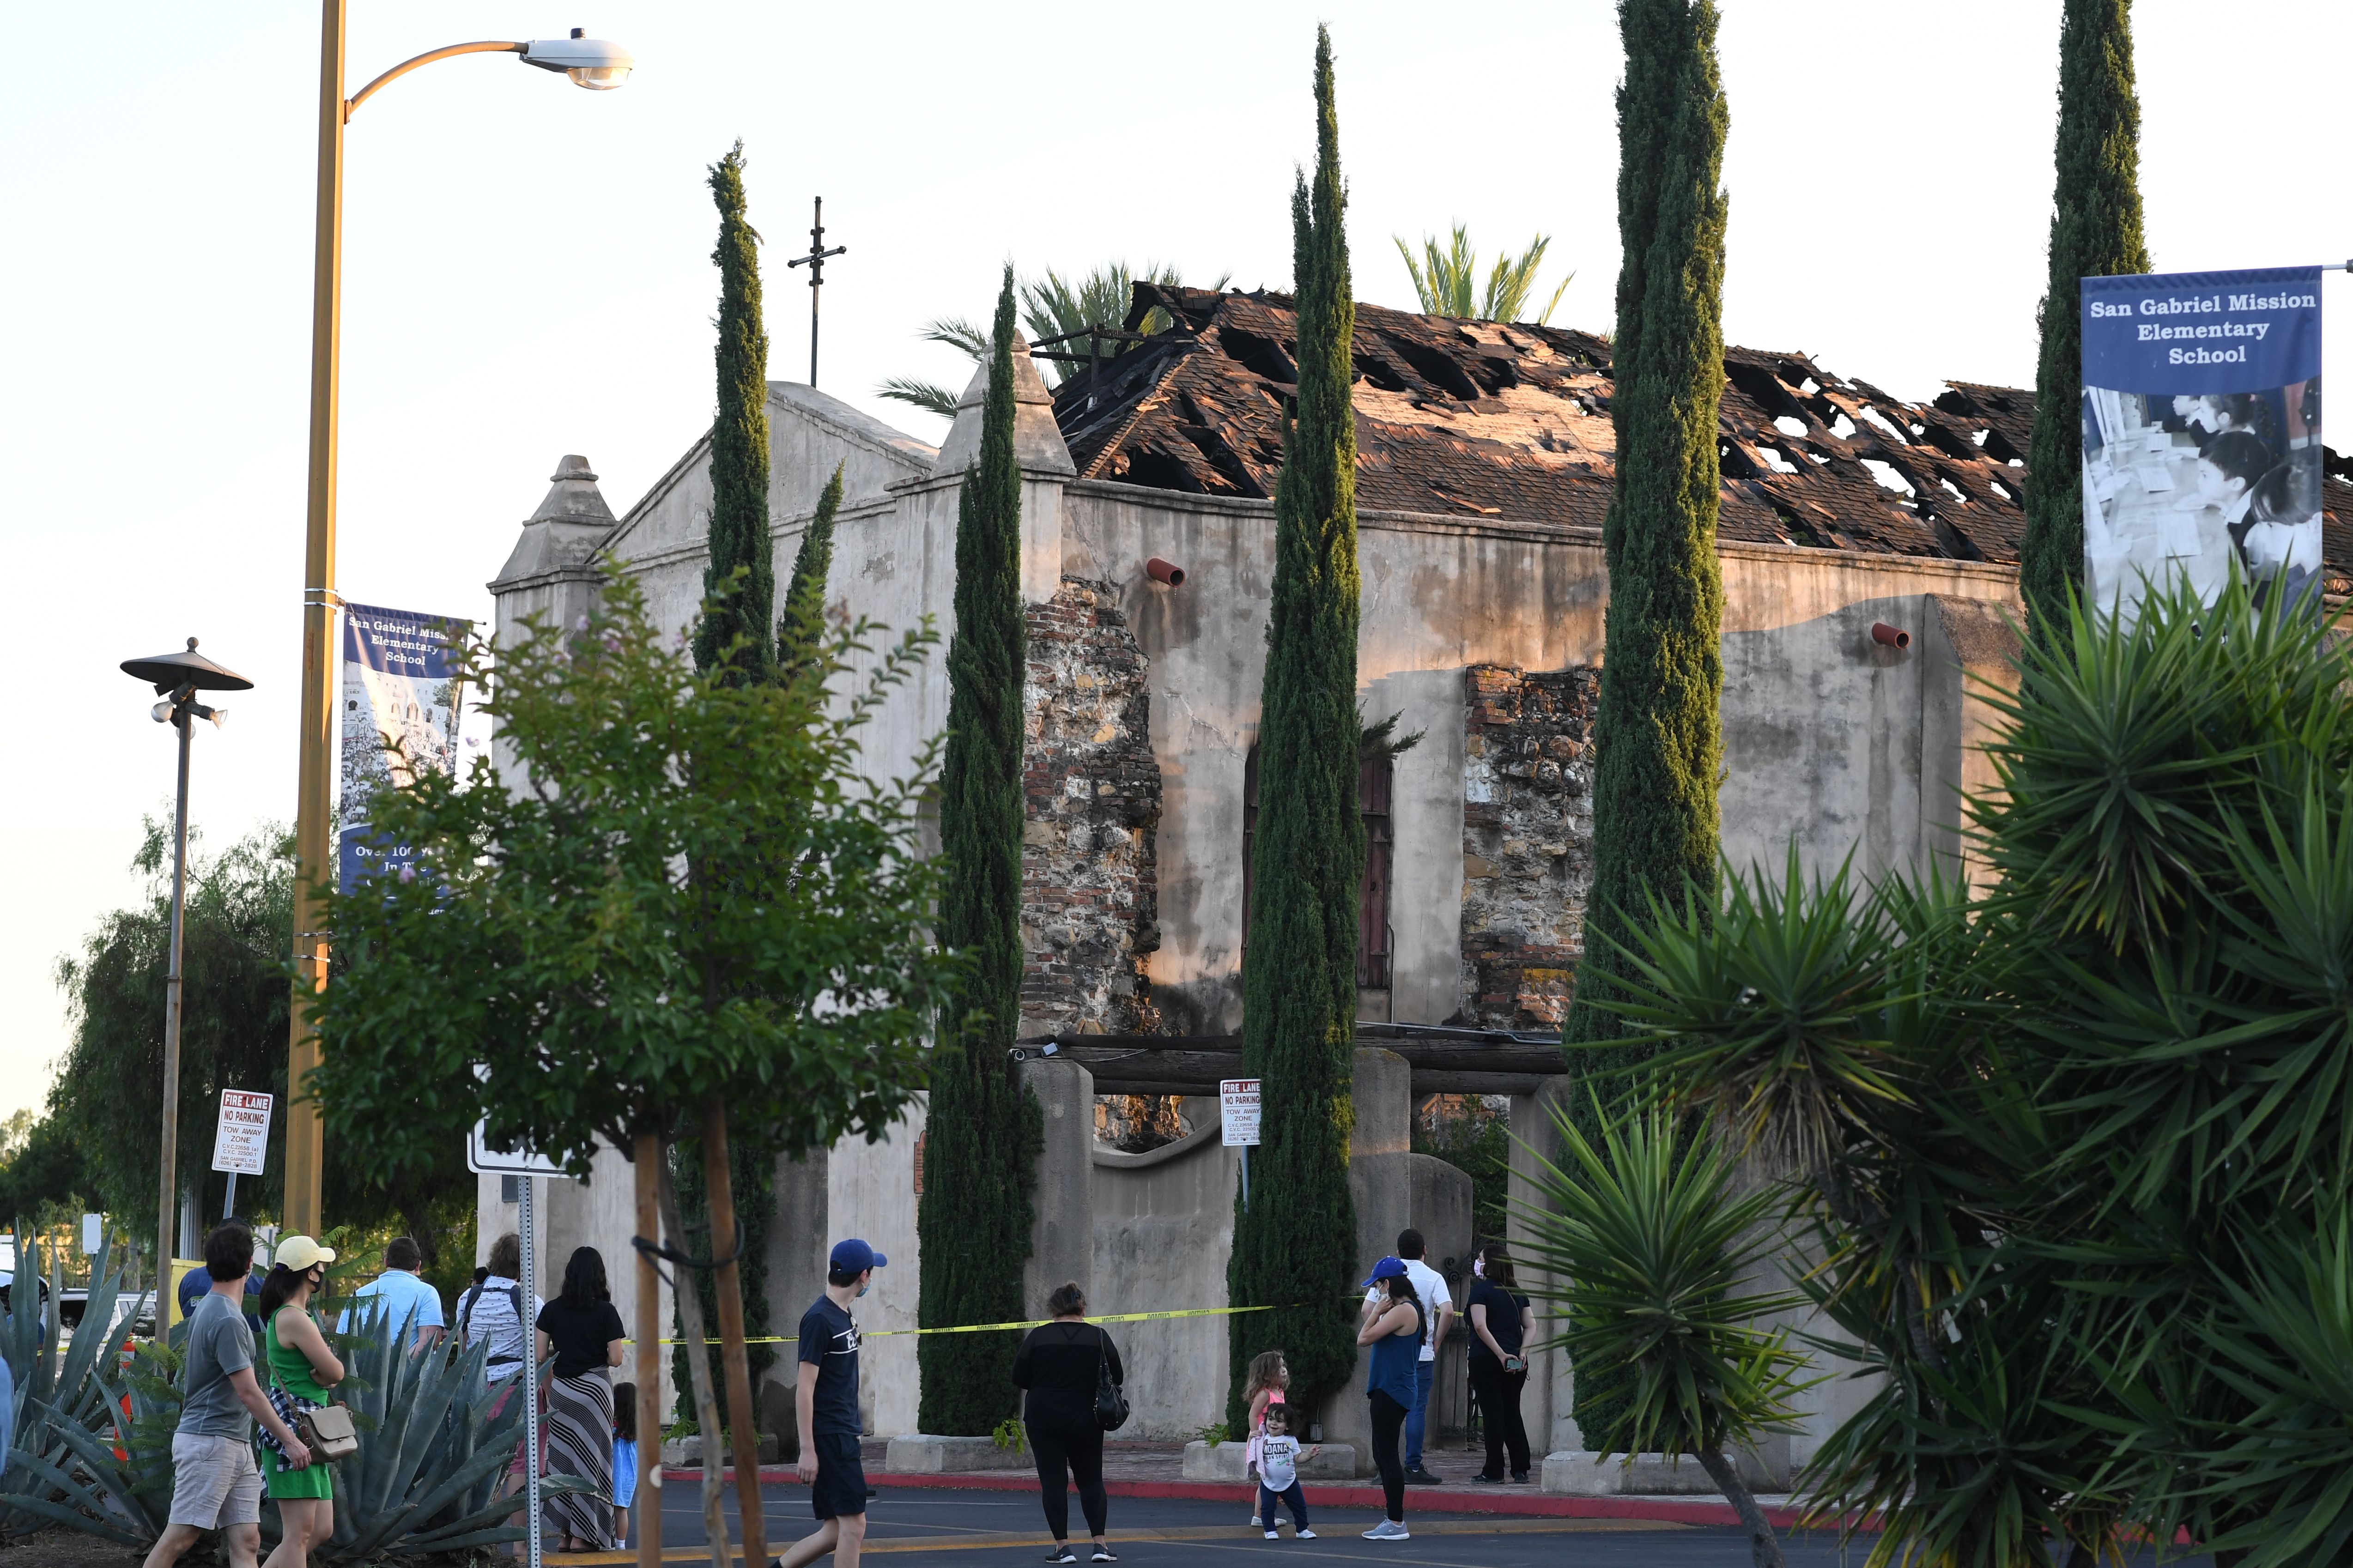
916;271;1042;1436
1556;0;1730;1446
693;140;776;686
2019;0;2148;636
1564;0;1728;1055
1227;27;1364;1425
776;460;844;684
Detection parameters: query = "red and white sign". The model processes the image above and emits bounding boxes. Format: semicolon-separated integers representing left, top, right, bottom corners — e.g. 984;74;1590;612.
1220;1079;1262;1147
211;1090;274;1175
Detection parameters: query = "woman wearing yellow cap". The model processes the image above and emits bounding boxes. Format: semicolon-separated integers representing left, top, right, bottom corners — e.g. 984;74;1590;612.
256;1235;342;1568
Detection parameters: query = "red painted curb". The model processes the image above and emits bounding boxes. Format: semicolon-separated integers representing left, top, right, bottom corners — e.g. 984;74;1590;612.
661;1468;1844;1532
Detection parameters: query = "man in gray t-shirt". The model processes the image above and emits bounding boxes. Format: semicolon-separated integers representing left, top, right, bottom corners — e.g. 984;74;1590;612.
179;1291;255;1436
141;1226;310;1568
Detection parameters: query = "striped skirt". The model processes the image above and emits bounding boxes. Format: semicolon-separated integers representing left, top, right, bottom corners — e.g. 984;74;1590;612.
543;1368;616;1548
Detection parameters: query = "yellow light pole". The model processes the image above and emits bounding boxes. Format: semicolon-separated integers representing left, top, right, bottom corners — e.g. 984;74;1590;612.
280;5;633;1238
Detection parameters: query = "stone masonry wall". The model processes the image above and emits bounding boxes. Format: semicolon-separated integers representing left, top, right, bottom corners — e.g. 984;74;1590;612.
1021;577;1163;1035
1458;665;1599;1029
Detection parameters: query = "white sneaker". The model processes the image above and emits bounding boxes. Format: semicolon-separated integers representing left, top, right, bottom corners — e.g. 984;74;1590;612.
1265;1530;1280;1540
1360;1520;1410;1540
1296;1528;1317;1540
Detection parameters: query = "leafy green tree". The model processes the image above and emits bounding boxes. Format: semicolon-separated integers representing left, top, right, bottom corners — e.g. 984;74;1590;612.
777;461;846;684
693;140;776;687
1514;1102;1811;1568
1226;27;1364;1426
1394;225;1572;323
2019;0;2148;640
916;270;1044;1436
309;571;955;1553
28;825;469;1267
878;261;1226;418
1603;578;2353;1565
1559;0;1730;1434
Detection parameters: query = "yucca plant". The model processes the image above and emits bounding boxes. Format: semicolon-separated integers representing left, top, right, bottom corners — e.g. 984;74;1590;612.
1511;1099;1813;1568
0;1226;150;1542
1592;575;2353;1565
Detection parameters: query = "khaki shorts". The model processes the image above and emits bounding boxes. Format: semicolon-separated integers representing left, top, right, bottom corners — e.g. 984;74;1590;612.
168;1432;265;1529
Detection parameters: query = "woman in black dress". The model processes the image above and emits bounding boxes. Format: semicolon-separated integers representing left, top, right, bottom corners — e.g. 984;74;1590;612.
1465;1243;1536;1484
535;1247;626;1552
1012;1282;1123;1564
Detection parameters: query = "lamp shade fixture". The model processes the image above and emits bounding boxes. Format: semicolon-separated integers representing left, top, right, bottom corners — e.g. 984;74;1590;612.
521;30;634;89
121;637;255;696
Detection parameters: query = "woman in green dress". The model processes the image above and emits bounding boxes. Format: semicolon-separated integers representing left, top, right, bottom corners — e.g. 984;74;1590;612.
257;1235;344;1568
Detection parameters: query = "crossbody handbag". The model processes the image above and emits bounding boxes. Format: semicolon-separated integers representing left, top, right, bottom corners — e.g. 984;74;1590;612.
1092;1326;1129;1433
296;1401;359;1462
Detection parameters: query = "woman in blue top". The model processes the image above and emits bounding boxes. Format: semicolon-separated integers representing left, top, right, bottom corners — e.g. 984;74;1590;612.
1355;1257;1423;1541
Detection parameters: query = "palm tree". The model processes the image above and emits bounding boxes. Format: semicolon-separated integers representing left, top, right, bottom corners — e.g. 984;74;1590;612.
878;261;1225;418
1395;225;1572;324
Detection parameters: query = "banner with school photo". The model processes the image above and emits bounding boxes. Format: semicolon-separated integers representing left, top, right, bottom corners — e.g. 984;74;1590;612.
338;602;470;892
2080;266;2323;626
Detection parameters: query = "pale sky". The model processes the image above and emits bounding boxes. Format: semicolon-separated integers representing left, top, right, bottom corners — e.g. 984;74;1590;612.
3;1;2347;1118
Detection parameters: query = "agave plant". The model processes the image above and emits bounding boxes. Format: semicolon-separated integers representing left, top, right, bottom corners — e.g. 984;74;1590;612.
0;1226;157;1543
1511;1100;1813;1568
302;1300;592;1561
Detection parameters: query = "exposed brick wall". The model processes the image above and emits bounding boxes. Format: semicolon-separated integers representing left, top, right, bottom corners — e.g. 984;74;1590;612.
1458;665;1599;1029
1021;578;1163;1036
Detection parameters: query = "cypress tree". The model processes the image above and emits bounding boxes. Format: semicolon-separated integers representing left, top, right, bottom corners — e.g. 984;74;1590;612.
916;270;1042;1436
2019;0;2148;636
776;461;845;684
1558;4;1728;1437
693;140;776;686
1564;0;1728;1053
1226;26;1364;1425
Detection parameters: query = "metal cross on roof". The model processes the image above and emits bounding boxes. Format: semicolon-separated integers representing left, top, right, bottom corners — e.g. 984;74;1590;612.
784;195;847;387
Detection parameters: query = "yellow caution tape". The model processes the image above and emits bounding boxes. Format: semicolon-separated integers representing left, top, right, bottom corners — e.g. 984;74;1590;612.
646;1300;1322;1347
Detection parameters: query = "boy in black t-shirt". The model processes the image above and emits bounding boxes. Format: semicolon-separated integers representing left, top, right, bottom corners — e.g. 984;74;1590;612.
778;1238;886;1568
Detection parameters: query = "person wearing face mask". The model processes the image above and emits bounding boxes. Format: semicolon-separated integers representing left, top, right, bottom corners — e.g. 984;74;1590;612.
255;1236;344;1568
779;1239;885;1568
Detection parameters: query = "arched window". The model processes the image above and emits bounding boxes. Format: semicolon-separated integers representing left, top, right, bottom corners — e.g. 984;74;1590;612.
1242;745;1394;989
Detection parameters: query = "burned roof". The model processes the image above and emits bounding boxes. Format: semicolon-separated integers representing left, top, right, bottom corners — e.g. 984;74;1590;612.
1050;284;2351;582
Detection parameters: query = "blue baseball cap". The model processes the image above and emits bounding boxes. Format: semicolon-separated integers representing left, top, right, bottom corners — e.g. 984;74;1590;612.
831;1238;887;1273
1361;1256;1408;1288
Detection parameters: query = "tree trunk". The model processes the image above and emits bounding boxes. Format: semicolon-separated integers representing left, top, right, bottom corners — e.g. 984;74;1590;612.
634;1133;664;1568
701;1096;768;1568
658;1148;732;1568
1695;1447;1784;1568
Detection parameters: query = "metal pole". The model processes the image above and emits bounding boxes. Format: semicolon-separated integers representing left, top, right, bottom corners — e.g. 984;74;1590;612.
521;1173;541;1568
282;0;345;1240
1241;1145;1250;1210
808;196;822;386
222;1172;238;1223
634;1135;663;1568
156;696;194;1316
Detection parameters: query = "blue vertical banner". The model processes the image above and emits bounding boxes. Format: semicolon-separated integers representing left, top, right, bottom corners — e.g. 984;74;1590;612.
2080;266;2324;624
338;603;470;893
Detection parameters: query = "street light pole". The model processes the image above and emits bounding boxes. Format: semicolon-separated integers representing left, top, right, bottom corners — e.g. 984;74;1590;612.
278;7;634;1237
122;640;252;1315
281;0;346;1241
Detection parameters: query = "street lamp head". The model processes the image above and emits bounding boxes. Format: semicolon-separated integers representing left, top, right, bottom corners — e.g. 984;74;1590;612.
121;637;255;697
520;29;633;90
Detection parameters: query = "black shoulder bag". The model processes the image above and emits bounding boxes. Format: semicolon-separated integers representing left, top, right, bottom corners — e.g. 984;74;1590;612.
1092;1326;1129;1432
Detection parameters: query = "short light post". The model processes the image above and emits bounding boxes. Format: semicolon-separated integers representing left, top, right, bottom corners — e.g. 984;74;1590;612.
279;9;634;1241
121;639;252;1312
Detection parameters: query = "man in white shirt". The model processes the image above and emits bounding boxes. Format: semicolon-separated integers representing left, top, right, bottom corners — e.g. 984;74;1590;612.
1359;1229;1453;1483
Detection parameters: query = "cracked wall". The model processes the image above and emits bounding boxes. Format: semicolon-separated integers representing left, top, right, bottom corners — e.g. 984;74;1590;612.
1021;577;1164;1035
1458;665;1599;1030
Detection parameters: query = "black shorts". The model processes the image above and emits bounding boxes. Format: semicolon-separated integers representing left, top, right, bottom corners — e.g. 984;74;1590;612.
810;1431;867;1519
